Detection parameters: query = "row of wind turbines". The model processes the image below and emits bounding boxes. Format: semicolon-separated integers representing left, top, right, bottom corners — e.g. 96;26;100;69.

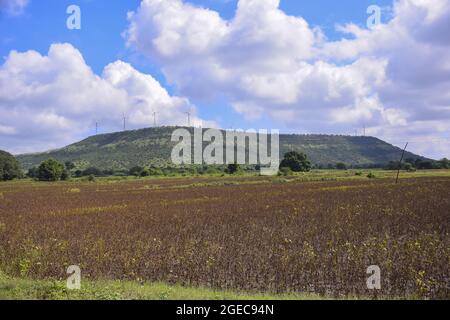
93;110;193;135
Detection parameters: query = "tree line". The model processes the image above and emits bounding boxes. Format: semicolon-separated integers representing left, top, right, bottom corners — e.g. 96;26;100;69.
1;148;449;182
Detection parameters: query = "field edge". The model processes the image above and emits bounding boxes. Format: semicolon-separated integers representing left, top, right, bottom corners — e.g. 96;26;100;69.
0;274;332;300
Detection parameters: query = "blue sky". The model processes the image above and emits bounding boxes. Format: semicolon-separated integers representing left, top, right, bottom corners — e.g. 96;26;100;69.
0;0;391;131
1;0;449;158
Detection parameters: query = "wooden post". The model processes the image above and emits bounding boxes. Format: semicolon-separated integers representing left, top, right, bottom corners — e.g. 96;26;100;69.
396;142;409;184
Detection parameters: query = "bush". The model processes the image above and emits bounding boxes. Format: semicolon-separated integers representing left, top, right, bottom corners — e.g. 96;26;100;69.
129;166;144;177
367;172;376;179
279;151;311;172
226;163;240;175
140;168;150;177
61;170;70;181
279;167;293;176
27;167;39;179
65;161;75;171
438;158;450;169
0;150;22;181
37;159;65;181
336;162;347;170
355;171;363;176
82;167;103;177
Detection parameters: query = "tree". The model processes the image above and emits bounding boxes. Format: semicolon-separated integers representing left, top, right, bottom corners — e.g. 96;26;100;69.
279;151;311;172
129;166;143;177
140;168;151;177
438;158;450;169
82;167;102;177
415;159;433;170
336;162;347;170
37;159;65;181
61;170;70;181
65;161;76;171
226;163;240;174
0;150;22;181
27;167;39;179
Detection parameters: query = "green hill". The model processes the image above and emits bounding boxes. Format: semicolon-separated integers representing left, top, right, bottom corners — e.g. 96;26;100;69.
16;126;427;170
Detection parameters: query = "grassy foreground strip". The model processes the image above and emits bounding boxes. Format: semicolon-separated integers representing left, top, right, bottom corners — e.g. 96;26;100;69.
0;275;326;300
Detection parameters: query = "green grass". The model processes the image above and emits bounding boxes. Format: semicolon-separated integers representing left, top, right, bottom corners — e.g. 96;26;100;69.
2;169;450;190
0;274;326;300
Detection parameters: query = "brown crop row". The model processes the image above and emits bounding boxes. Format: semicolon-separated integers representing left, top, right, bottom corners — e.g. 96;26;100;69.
0;177;449;299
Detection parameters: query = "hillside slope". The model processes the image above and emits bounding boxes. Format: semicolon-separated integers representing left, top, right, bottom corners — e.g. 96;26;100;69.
16;127;427;170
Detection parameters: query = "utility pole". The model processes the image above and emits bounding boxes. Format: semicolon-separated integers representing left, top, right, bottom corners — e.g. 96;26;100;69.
396;142;409;184
95;121;98;135
122;113;127;131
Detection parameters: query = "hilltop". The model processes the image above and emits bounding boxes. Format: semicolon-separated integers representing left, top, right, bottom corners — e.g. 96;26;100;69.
16;127;427;170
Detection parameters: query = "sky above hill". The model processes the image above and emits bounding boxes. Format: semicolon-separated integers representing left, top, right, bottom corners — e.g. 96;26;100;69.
0;0;449;159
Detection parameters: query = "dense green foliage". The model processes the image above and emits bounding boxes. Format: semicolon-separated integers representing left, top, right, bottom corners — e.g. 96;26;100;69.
226;163;240;174
0;150;22;181
336;162;347;170
280;151;311;172
16;127;429;171
37;159;65;181
386;157;448;171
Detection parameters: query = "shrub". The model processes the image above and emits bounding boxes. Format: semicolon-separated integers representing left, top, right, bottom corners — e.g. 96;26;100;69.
367;172;376;179
61;170;71;181
129;166;144;177
82;167;103;177
64;161;75;171
140;168;150;177
279;167;293;176
27;167;39;179
226;163;240;175
336;162;347;170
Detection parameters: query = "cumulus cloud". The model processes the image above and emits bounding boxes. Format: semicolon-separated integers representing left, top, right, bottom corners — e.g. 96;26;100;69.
0;0;29;16
125;0;450;158
0;43;213;153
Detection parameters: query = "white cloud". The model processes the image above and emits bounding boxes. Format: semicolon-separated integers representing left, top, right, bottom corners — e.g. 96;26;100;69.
0;0;29;16
0;43;214;154
125;0;450;159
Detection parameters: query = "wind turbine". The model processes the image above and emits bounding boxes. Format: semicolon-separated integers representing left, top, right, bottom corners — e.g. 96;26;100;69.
152;111;158;127
184;111;191;127
122;113;127;131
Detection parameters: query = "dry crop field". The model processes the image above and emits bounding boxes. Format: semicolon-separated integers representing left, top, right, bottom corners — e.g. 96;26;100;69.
0;175;449;299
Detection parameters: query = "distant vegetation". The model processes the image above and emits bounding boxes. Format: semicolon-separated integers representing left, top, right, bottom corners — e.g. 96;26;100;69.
0;150;22;181
16;126;431;171
386;158;450;171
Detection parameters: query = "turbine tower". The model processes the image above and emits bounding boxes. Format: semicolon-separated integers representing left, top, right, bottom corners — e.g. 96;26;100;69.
122;113;127;131
185;111;191;127
153;111;158;127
